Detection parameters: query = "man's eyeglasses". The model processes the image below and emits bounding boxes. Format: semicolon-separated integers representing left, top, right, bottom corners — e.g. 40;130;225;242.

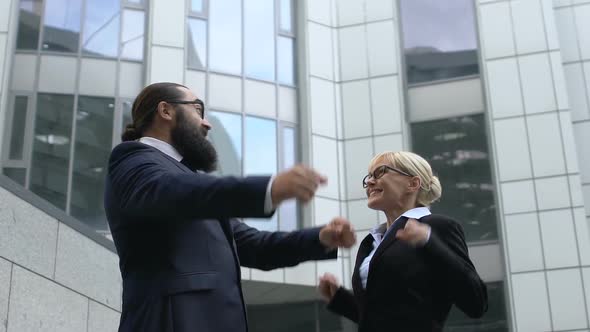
166;98;205;119
362;165;413;188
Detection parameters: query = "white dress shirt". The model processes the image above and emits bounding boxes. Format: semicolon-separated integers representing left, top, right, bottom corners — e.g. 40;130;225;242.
138;137;274;214
358;207;432;289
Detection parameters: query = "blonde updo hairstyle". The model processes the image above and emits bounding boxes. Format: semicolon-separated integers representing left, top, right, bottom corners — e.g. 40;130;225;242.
369;151;442;207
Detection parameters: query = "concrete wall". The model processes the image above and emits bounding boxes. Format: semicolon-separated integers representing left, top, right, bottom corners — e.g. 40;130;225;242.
0;179;121;332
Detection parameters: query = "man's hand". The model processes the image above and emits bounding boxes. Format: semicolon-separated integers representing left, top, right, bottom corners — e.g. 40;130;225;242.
319;217;356;249
271;165;327;207
318;273;340;303
395;218;430;247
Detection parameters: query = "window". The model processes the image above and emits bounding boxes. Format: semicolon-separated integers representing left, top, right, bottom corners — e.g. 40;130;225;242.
244;0;275;81
16;0;43;50
42;0;82;52
70;96;115;232
399;0;479;84
244;116;278;231
209;0;241;74
82;0;120;57
411;114;497;243
279;0;293;34
191;0;204;14
3;168;27;186
277;37;295;85
445;282;508;331
208;110;242;177
121;9;145;61
187;18;207;69
30;94;74;209
279;126;297;231
8;96;29;160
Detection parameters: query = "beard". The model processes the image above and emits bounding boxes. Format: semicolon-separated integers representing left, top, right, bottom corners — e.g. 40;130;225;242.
170;109;218;173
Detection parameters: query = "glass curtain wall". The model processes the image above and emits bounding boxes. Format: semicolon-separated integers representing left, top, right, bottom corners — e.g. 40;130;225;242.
399;0;507;330
186;0;298;232
2;0;147;236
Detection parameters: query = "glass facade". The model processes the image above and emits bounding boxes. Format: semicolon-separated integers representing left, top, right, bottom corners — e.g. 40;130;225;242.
4;0;147;237
70;96;115;231
186;0;299;231
16;0;145;60
400;0;506;330
445;282;508;331
400;0;479;85
248;301;343;332
411;115;497;242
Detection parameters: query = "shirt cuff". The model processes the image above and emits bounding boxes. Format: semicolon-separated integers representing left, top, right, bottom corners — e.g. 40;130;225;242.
264;175;276;214
425;226;431;244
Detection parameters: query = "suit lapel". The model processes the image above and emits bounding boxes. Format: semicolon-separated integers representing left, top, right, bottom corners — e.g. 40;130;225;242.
369;217;408;268
352;234;376;296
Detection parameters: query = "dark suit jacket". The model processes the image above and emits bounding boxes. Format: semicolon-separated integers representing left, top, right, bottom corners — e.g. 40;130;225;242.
104;141;336;332
327;215;487;332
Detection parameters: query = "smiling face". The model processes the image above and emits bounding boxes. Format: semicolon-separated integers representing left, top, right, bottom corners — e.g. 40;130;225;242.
365;157;415;212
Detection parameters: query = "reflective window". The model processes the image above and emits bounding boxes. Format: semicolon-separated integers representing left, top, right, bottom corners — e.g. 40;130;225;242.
191;0;203;13
245;116;277;177
400;0;478;84
247;300;344;332
411;114;497;243
277;36;295;85
244;0;275;81
279;127;297;231
188;19;207;69
82;0;120;57
70;97;114;232
244;116;277;231
16;0;43;50
209;0;241;74
279;0;293;33
122;100;132;132
42;0;82;52
9;96;29;160
2;168;27;186
445;282;508;331
30;94;74;209
208;111;242;177
121;9;145;61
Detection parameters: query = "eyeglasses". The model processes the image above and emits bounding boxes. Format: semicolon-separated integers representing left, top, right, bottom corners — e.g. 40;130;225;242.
362;165;413;188
166;98;205;119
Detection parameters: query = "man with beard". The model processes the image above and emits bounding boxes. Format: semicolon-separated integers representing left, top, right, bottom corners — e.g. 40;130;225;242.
104;82;356;332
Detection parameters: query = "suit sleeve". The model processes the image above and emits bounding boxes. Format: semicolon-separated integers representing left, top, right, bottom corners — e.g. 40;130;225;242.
422;218;488;318
108;145;272;220
232;219;337;271
326;287;359;323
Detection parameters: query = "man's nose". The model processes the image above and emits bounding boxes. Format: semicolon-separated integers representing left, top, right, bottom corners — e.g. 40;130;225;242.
201;118;212;131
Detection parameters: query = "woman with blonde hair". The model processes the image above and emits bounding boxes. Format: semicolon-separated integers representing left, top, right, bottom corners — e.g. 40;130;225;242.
318;151;487;332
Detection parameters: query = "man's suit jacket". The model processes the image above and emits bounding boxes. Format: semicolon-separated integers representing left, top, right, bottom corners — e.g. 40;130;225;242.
104;142;336;332
327;215;487;332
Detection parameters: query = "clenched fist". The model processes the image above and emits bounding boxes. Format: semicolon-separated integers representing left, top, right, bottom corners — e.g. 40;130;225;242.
395;218;430;247
271;164;327;207
319;217;356;249
318;273;340;303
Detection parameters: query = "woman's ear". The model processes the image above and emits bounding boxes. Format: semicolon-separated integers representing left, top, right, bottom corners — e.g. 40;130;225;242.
408;176;421;193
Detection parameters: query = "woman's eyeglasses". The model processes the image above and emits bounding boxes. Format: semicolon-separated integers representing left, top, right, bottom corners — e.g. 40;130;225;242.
362;165;413;188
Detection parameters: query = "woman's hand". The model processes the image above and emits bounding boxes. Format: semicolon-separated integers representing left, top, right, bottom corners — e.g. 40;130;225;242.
318;273;340;303
395;218;431;247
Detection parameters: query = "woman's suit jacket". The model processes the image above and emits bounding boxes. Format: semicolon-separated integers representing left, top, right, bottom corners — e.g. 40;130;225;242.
327;214;488;332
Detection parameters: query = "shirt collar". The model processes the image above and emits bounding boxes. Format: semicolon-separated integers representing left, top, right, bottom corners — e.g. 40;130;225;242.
138;137;183;162
370;206;432;237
